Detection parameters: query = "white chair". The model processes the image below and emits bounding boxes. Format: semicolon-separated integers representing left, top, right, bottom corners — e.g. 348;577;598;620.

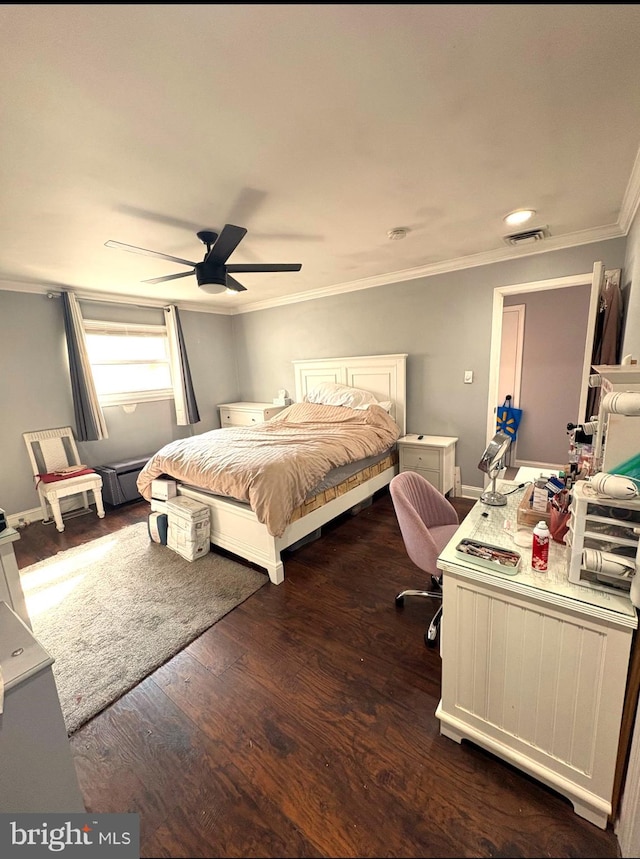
22;426;105;532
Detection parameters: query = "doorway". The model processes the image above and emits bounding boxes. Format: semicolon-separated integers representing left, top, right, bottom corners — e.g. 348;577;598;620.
486;262;603;470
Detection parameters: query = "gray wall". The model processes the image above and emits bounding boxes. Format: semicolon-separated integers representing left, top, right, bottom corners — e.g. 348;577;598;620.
0;234;631;517
0;291;237;516
232;237;627;491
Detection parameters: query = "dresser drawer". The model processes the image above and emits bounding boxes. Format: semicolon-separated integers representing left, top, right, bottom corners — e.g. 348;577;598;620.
400;446;440;470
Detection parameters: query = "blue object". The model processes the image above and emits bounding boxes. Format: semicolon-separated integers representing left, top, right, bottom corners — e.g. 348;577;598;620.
148;512;168;545
496;396;523;441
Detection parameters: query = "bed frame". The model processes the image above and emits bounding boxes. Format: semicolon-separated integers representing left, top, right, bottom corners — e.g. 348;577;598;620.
178;353;407;584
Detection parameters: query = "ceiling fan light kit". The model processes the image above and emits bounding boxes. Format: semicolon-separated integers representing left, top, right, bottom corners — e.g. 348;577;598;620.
105;224;302;295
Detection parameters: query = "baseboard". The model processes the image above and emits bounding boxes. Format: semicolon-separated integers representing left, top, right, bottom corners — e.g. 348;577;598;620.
8;499;96;529
7;506;43;528
462;484;483;500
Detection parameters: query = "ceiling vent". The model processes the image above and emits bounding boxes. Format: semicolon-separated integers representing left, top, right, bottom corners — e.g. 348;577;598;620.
503;225;550;247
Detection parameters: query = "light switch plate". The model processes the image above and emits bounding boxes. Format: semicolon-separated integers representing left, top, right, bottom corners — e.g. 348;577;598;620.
464;370;474;384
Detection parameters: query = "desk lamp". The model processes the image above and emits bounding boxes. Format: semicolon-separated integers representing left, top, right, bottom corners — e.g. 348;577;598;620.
478;432;512;506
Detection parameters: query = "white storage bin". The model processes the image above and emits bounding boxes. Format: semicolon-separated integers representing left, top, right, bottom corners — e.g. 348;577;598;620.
166;497;210;562
151;478;177;500
167;497;209;529
167;528;209;561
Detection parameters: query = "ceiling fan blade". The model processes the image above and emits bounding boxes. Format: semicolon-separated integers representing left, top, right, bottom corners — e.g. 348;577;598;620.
105;240;197;268
142;270;195;285
226;263;302;273
205;224;247;265
225;274;247;293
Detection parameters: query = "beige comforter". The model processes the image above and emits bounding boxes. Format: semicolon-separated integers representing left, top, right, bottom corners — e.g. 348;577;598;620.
137;401;401;537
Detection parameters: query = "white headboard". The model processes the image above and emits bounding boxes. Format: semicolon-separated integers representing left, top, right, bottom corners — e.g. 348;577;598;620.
293;353;407;436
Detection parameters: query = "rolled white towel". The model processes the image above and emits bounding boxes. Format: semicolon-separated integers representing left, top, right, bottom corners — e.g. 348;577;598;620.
601;391;640;416
582;548;636;578
589;472;639;500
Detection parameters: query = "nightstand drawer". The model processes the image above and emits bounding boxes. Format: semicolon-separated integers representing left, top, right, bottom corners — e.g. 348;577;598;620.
218;402;286;428
409;467;441;491
400;447;440;470
220;410;263;427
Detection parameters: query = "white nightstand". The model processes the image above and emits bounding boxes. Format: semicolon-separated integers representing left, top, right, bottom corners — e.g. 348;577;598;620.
218;402;287;428
397;434;458;495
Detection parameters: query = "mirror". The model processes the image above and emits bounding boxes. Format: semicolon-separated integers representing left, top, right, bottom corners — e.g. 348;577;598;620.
486;263;602;472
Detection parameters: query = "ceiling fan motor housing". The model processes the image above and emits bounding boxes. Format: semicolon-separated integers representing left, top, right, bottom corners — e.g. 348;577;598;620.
195;261;226;293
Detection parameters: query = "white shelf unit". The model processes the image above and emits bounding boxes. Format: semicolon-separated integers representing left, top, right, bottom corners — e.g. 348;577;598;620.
591;364;640;473
567;481;640;597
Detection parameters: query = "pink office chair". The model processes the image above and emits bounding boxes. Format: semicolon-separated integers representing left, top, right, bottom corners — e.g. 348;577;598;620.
389;471;459;648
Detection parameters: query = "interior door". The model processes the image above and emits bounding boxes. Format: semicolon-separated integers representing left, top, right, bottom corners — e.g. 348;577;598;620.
498;304;525;464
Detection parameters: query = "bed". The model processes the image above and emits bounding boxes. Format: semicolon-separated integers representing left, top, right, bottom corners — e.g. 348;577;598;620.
139;353;407;584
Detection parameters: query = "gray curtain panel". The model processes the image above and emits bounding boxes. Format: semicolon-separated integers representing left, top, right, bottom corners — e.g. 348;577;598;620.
61;291;108;441
165;304;200;425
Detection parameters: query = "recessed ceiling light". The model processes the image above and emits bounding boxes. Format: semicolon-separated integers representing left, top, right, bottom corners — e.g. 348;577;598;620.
504;209;536;227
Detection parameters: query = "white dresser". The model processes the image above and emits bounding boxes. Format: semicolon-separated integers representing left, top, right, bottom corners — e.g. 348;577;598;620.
0;602;85;812
0;526;30;628
436;482;638;829
397;434;458;495
218;402;287;427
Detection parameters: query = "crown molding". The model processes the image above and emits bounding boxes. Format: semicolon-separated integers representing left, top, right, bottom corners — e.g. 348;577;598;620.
232;222;625;314
0;220;627;317
619;145;640;234
0;281;234;315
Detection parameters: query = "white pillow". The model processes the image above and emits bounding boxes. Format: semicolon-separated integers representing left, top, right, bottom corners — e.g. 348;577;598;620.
305;381;380;410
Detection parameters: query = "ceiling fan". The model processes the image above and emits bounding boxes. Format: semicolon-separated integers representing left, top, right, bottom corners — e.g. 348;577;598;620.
105;224;302;294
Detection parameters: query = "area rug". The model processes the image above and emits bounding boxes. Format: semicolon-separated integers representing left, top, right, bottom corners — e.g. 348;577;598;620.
20;523;268;735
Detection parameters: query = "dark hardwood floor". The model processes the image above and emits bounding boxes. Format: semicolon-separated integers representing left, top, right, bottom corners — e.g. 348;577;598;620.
13;491;621;858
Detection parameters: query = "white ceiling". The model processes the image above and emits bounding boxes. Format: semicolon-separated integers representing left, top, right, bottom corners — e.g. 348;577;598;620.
2;4;640;314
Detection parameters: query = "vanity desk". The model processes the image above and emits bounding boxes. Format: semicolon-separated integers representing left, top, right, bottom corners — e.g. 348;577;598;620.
436;481;637;829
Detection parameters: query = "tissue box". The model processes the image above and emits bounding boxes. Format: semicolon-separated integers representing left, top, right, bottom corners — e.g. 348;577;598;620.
151;478;177;500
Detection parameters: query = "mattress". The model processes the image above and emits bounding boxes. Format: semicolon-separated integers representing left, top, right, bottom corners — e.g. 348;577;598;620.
180;447;398;525
288;447;397;523
138;401;401;538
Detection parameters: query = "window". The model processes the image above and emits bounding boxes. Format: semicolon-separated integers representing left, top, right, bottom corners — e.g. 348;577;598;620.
83;319;173;406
